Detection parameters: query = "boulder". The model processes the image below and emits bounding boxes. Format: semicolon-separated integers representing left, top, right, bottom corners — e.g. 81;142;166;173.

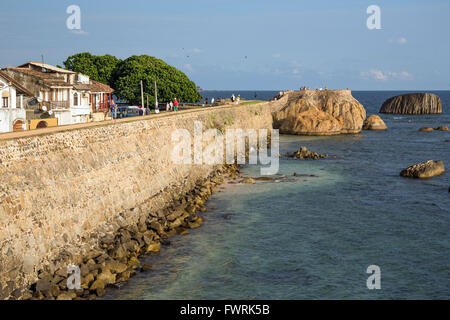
96;270;116;285
363;115;387;130
419;127;434;132
56;292;76;300
380;93;442;114
241;177;256;184
146;242;161;253
435;126;449;131
273;90;366;135
400;160;445;178
104;259;128;274
89;279;105;291
287;146;327;160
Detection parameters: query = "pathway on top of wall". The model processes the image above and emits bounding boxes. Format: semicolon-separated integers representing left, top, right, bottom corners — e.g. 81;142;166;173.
0;101;274;141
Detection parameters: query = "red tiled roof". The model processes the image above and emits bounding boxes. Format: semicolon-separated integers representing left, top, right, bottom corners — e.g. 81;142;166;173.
89;80;114;93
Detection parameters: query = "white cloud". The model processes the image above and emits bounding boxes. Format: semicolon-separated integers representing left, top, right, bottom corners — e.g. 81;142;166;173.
388;37;407;45
184;63;193;72
360;69;413;81
191;48;202;54
272;53;281;58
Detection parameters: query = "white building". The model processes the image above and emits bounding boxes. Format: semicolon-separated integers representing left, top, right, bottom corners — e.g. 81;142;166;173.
0;70;33;133
4;62;92;126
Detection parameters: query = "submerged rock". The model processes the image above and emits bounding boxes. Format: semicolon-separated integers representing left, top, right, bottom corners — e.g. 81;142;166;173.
241;177;256;184
419;127;434;132
273;90;366;135
380;93;442;114
363;115;387;130
400;160;445;178
287;146;328;160
435;126;449;131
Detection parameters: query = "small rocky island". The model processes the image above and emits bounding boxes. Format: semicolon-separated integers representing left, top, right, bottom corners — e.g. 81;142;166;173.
287;146;328;160
400;160;445;179
273;90;366;135
380;93;442;114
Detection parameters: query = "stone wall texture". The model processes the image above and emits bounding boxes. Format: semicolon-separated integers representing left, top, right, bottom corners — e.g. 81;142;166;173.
0;97;287;298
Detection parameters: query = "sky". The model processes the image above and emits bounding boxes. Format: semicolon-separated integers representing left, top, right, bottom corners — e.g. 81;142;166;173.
0;0;449;90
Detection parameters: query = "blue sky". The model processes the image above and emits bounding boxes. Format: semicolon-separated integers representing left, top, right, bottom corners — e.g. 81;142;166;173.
1;0;449;90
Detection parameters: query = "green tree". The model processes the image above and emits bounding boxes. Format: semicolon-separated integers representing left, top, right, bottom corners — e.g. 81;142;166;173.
112;55;202;105
63;52;120;86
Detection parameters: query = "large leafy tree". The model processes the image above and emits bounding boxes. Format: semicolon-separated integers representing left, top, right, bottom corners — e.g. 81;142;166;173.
63;52;121;86
112;55;202;105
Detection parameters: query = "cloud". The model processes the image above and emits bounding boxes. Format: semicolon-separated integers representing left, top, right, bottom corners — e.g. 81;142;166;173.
360;69;413;81
184;63;193;72
191;48;202;54
388;37;407;45
272;53;281;58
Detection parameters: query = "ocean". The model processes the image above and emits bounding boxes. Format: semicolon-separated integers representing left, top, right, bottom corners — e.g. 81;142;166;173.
104;90;450;300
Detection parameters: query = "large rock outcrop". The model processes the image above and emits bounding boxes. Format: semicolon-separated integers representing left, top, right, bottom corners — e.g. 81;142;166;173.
273;90;366;135
400;160;445;179
380;93;442;114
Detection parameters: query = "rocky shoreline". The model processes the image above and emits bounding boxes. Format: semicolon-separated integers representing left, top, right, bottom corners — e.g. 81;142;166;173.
22;164;242;300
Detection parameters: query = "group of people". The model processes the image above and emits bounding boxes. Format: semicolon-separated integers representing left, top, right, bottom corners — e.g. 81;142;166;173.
231;94;241;104
165;98;179;111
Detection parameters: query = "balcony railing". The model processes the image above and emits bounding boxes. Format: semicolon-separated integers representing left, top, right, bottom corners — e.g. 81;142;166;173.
40;101;70;110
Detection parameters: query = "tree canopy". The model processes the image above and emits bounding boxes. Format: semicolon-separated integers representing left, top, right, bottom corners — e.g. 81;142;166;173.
62;53;202;105
63;52;120;86
112;55;202;105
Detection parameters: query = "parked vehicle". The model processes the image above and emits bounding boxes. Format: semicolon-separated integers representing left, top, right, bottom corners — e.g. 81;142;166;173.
116;106;143;118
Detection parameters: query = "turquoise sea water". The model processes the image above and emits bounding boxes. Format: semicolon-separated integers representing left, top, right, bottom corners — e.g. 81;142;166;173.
105;91;450;300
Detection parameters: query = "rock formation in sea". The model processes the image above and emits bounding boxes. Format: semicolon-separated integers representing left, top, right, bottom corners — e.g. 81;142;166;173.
435;126;449;131
380;93;442;114
363;115;387;130
400;160;445;179
419;127;434;132
287;146;328;160
273;90;366;135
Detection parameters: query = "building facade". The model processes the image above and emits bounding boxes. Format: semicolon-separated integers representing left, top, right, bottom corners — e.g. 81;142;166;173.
0;70;34;133
3;62;114;128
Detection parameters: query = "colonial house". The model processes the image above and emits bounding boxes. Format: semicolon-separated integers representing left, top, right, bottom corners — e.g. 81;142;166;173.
0;70;34;133
90;80;114;122
3;62;114;127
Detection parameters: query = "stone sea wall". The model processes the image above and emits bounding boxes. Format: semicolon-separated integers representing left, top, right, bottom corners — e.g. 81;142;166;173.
0;97;287;299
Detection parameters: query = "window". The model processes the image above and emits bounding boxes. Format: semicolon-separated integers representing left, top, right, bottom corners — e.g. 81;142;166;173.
2;97;8;107
73;92;78;106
